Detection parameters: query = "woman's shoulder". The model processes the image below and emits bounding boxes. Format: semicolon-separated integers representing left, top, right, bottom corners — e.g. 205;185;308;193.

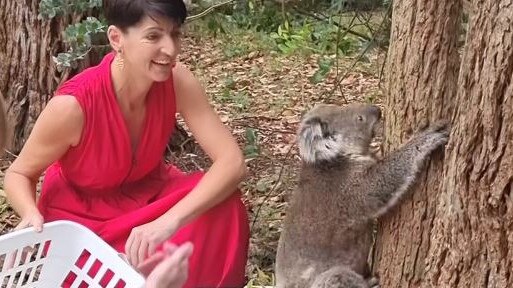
171;62;196;86
55;52;115;98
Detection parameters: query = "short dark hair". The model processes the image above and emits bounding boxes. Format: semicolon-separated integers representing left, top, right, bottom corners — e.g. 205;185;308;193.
104;0;187;30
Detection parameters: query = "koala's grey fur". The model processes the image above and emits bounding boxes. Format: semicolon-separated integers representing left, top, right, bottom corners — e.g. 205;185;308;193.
275;103;449;288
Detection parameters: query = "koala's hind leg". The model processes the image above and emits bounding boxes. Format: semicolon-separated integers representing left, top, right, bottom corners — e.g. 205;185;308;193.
311;266;373;288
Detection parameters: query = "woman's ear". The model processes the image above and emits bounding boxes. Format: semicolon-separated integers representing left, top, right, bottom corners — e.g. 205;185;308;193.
107;25;124;52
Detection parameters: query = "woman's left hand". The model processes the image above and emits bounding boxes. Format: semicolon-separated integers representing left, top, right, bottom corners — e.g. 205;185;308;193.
125;216;180;266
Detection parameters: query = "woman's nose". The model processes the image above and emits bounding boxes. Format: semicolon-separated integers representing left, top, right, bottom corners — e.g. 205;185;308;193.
161;36;178;56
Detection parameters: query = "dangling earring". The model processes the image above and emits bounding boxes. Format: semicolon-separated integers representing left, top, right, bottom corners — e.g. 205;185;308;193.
115;49;124;70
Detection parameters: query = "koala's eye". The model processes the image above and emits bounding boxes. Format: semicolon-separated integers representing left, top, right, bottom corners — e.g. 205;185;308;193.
320;121;330;138
356;115;365;122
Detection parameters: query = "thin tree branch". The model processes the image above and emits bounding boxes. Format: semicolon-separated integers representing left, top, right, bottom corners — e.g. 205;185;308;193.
186;0;235;22
250;144;294;231
321;2;393;102
292;7;372;41
333;12;359;104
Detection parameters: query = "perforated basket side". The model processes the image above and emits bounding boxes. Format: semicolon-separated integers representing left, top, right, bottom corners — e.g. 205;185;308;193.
0;220;145;288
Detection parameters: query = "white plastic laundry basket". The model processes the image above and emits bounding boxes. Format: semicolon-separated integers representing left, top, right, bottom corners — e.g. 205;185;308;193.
0;220;145;288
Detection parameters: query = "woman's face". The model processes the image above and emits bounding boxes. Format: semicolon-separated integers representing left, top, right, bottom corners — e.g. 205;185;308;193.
114;15;182;82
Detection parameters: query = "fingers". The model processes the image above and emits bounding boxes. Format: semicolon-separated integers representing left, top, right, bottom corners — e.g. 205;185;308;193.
137;242;183;277
143;242;193;288
148;240;159;260
138;240;149;266
167;242;193;263
125;232;141;266
127;231;160;267
137;251;165;277
14;212;44;233
162;242;178;254
33;216;43;232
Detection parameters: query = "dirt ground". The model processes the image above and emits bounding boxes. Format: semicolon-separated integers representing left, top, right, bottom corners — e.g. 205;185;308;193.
0;33;386;286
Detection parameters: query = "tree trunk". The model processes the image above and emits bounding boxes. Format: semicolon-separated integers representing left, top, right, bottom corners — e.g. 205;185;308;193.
372;0;461;286
0;1;95;152
375;0;513;287
422;1;513;286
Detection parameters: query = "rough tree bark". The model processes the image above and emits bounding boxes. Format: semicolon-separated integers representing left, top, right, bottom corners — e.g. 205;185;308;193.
422;1;513;286
372;0;461;286
375;0;513;287
0;1;97;152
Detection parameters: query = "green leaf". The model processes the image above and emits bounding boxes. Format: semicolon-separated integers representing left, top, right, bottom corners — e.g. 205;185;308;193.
245;128;257;144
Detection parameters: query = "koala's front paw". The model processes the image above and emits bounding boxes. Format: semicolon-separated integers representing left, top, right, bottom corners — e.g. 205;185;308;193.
425;121;450;136
420;123;450;153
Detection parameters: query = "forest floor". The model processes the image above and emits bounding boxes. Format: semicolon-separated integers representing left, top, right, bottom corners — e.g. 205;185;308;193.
0;21;386;286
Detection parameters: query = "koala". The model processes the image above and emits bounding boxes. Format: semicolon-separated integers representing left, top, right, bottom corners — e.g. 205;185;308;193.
275;103;449;288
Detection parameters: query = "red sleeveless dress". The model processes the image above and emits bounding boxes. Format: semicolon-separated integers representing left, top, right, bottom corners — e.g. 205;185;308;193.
37;52;250;287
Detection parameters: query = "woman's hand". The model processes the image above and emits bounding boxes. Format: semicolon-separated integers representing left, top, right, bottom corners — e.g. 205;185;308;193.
141;242;193;288
14;208;44;232
125;216;180;266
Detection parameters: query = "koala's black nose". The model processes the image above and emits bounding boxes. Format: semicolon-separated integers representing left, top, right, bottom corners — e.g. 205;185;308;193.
369;105;381;120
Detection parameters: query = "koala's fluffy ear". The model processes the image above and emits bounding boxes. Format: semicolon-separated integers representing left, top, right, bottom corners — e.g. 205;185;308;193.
298;116;339;164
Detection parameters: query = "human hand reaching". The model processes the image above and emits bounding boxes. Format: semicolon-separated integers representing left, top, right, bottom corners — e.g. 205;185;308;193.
139;242;193;288
125;217;180;266
14;208;44;232
5;208;44;270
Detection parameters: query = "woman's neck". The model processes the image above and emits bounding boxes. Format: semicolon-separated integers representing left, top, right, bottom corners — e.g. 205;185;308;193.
110;60;152;110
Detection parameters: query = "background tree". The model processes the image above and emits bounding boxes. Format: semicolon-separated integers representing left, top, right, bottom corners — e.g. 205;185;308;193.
374;0;513;287
0;1;102;152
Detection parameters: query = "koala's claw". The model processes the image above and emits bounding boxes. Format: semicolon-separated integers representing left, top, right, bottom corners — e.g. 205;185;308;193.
367;277;380;288
426;121;451;135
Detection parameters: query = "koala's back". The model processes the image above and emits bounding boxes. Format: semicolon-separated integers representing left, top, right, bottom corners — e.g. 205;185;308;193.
275;161;374;287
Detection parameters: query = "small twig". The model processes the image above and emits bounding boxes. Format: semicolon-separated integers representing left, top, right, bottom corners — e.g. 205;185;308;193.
232;115;281;121
333;12;358;104
250;144;294;231
281;0;286;21
378;49;388;89
339;84;348;104
321;3;393;102
292;7;371;41
4;149;18;158
185;154;204;171
243;125;296;135
179;138;194;151
185;0;235;22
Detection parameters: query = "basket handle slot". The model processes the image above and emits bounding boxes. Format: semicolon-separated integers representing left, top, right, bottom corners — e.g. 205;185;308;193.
3;270;22;287
87;259;103;279
75;249;92;269
20;266;33;286
113;278;126;288
41;239;51;259
77;279;90;288
62;271;78;287
32;263;43;283
0;253;5;272
99;268;114;288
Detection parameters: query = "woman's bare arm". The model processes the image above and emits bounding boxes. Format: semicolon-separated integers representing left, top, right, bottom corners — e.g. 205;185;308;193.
163;63;247;227
4;96;83;229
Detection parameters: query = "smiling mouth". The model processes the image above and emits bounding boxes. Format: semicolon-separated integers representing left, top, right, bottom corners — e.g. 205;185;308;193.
152;60;172;65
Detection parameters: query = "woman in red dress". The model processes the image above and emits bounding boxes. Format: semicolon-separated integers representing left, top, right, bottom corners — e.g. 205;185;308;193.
3;1;250;287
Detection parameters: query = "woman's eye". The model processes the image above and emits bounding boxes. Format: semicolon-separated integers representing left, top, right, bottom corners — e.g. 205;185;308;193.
146;34;160;41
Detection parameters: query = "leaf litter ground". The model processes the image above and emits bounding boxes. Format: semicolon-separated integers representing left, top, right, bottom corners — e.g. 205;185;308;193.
0;33;385;286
